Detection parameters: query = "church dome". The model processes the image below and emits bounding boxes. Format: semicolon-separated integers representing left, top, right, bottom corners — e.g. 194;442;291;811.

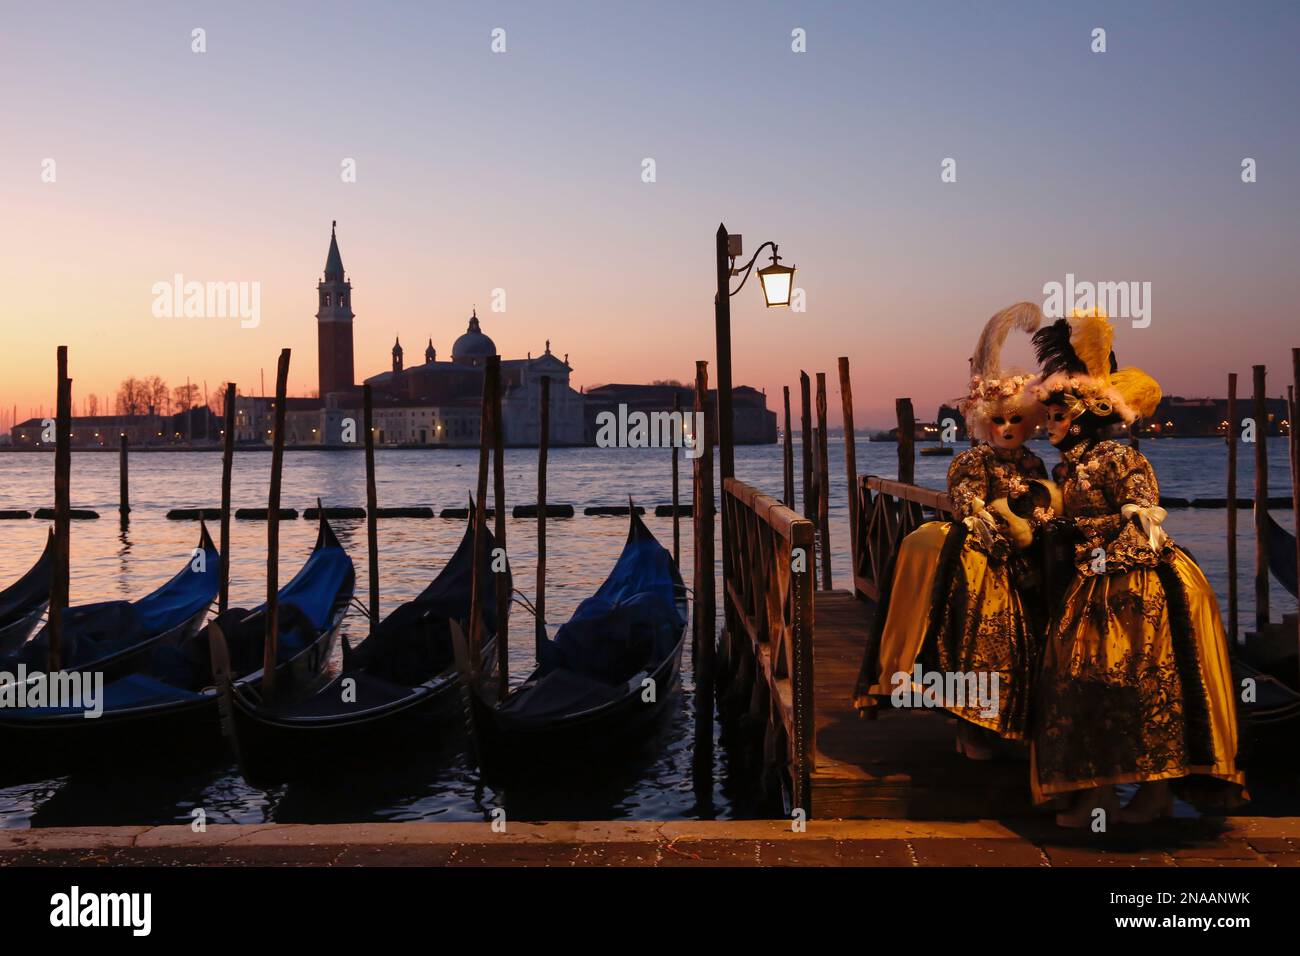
452;310;497;366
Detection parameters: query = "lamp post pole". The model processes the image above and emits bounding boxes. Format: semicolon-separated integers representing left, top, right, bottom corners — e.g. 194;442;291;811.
713;225;735;696
714;223;735;484
712;221;798;686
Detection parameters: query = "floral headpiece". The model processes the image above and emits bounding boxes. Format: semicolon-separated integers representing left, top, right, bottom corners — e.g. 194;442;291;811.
958;302;1044;442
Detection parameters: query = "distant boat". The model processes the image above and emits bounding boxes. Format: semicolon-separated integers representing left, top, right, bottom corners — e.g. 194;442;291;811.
919;446;954;457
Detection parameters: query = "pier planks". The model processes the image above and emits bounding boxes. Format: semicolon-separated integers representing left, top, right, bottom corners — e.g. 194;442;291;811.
808;591;1032;820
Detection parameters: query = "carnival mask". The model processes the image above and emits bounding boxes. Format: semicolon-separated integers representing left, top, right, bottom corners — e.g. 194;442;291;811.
1044;403;1071;446
989;412;1032;449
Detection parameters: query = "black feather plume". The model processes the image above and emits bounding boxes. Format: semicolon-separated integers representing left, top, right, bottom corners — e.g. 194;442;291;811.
1031;318;1087;375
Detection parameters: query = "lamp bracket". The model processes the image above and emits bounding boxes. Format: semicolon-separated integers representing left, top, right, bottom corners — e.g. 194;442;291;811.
728;240;779;298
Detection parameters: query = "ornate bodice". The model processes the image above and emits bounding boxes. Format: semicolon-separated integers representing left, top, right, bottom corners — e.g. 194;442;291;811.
1058;439;1168;574
946;444;1047;520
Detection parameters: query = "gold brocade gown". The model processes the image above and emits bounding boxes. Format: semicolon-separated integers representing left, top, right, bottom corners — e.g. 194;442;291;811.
1030;439;1247;806
853;443;1047;740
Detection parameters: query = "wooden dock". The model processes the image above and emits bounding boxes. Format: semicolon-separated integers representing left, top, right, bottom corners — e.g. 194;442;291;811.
809;590;1032;820
720;475;1032;820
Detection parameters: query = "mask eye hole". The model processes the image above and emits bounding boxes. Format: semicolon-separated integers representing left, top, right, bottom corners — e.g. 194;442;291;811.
1009;416;1022;424
992;416;1005;425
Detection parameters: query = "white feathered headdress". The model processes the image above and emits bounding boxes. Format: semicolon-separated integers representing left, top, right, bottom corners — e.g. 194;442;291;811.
956;301;1045;441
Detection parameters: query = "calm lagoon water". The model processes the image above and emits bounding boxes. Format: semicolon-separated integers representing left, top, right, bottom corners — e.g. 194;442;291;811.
0;437;1293;826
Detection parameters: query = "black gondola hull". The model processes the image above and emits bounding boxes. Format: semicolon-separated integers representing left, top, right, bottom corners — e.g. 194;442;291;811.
228;637;495;783
0;604;344;784
469;632;685;777
0;603;47;657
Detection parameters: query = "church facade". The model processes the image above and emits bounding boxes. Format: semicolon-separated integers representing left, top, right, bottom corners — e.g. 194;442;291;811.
250;223;586;447
363;311;585;446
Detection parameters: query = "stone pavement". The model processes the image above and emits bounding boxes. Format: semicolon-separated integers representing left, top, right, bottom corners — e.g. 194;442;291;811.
2;817;1299;866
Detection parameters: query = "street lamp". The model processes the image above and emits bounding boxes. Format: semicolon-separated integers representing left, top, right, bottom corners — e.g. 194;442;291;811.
714;223;796;483
713;222;795;670
756;252;796;308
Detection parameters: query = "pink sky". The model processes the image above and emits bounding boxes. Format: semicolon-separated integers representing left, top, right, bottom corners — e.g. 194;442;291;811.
3;3;1298;430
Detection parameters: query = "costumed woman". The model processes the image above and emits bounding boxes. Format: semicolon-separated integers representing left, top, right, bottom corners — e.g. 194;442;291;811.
1029;309;1247;826
853;301;1053;758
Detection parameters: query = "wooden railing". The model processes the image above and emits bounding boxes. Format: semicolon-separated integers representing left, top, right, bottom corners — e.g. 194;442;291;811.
853;475;953;603
722;477;816;814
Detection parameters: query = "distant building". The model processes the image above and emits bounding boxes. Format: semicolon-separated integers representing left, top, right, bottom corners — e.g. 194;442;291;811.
316;221;355;398
363;312;587;447
10;406;221;448
1137;395;1291;437
281;224;588;447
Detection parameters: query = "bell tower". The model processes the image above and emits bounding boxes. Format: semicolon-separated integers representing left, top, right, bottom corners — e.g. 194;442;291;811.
317;221;355;397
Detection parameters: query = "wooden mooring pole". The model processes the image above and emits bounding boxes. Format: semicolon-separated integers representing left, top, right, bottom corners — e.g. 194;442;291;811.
468;357;496;677
1292;347;1300;677
48;346;72;673
896;398;916;485
838;358;858;558
118;433;129;525
782;386;795;510
1226;373;1238;644
363;384;380;628
671;394;681;566
815;373;832;591
1253;365;1268;631
536;375;550;661
693;360;715;750
490;355;509;702
261;348;291;704
799;372;813;521
219;382;236;614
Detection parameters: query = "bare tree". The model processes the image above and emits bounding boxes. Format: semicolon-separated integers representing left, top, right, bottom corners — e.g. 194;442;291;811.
209;382;240;417
143;375;169;416
116;376;145;416
173;383;200;410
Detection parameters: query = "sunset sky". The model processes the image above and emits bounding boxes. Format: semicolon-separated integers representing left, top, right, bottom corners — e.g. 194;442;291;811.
3;1;1298;429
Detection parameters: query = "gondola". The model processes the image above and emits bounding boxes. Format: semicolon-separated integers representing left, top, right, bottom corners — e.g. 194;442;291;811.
466;507;687;775
1265;512;1297;598
0;524;219;682
1233;655;1300;766
0;530;54;656
0;514;353;780
219;513;505;782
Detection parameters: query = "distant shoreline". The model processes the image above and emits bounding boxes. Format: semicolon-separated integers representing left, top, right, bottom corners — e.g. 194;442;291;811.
0;434;1267;453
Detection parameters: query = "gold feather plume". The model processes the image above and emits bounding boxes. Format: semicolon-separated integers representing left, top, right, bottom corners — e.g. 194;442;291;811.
1110;366;1162;419
1067;308;1114;380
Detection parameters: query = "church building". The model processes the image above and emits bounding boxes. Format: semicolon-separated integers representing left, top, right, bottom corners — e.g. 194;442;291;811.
260;223;586;447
